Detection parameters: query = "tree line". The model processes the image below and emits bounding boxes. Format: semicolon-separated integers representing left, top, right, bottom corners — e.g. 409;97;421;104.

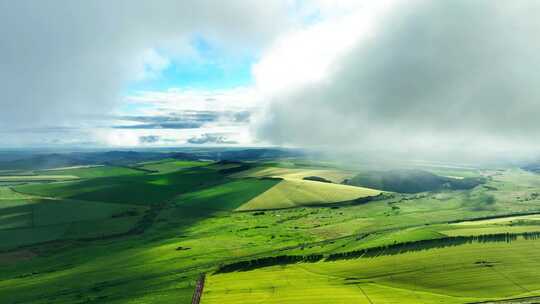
215;231;540;273
326;232;540;261
216;254;323;273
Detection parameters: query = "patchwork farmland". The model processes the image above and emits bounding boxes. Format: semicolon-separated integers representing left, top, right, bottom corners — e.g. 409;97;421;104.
2;154;540;303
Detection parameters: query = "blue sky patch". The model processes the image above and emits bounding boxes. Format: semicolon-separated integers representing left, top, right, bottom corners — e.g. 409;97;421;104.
127;36;256;94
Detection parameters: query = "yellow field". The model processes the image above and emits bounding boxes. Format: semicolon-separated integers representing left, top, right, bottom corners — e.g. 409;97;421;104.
453;214;540;226
431;213;540;237
40;165;103;171
237;179;381;211
233;167;355;183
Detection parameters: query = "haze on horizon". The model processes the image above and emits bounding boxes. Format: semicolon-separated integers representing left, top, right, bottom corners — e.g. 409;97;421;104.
1;0;540;162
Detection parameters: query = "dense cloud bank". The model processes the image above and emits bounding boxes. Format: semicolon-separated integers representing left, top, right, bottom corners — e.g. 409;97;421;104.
256;0;540;159
0;0;290;130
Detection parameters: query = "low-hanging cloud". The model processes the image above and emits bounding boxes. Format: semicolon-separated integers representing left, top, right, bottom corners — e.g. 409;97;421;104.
139;135;161;144
0;0;291;133
113;110;251;130
256;0;540;160
187;133;238;145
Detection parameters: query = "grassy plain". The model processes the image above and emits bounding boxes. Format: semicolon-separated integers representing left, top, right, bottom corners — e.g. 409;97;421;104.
37;165;144;178
203;239;540;304
137;160;211;174
0;175;79;182
13;166;223;205
1;158;540;304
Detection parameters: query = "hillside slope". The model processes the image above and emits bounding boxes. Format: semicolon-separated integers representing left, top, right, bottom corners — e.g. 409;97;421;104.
346;169;485;193
237;178;381;211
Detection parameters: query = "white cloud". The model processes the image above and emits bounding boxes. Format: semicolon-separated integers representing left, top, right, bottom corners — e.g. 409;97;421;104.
0;0;294;147
6;0;539;161
125;87;258;115
253;0;397;96
91;124;251;147
82;87;259;147
254;0;540;161
135;49;171;81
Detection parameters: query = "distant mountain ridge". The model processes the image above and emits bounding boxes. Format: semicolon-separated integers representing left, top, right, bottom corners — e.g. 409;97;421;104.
0;148;303;170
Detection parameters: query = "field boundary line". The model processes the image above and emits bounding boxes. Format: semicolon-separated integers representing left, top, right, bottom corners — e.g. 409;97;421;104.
488;267;530;293
468;295;540;303
357;285;374;304
191;273;206;304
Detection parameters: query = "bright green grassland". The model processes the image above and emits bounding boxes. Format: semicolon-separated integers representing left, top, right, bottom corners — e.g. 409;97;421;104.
37;165;144;178
1;162;540;303
137;159;211;174
203;239;540;304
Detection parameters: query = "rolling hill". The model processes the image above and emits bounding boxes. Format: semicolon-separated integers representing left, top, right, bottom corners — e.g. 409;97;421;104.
345;169;485;193
237;178;381;211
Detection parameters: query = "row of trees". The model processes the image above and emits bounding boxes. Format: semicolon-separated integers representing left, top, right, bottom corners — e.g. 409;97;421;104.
216;231;540;273
216;254;323;273
522;231;540;240
327;232;540;261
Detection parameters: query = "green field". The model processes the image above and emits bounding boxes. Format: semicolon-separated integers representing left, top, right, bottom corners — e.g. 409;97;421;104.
0;194;146;248
177;178;280;211
37;165;144;178
12;166;225;205
2;158;540;304
0;186;32;200
137;160;212;174
0;175;79;182
203;239;540;304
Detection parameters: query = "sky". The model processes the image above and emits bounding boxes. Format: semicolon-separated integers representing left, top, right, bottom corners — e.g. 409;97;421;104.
1;1;540;160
